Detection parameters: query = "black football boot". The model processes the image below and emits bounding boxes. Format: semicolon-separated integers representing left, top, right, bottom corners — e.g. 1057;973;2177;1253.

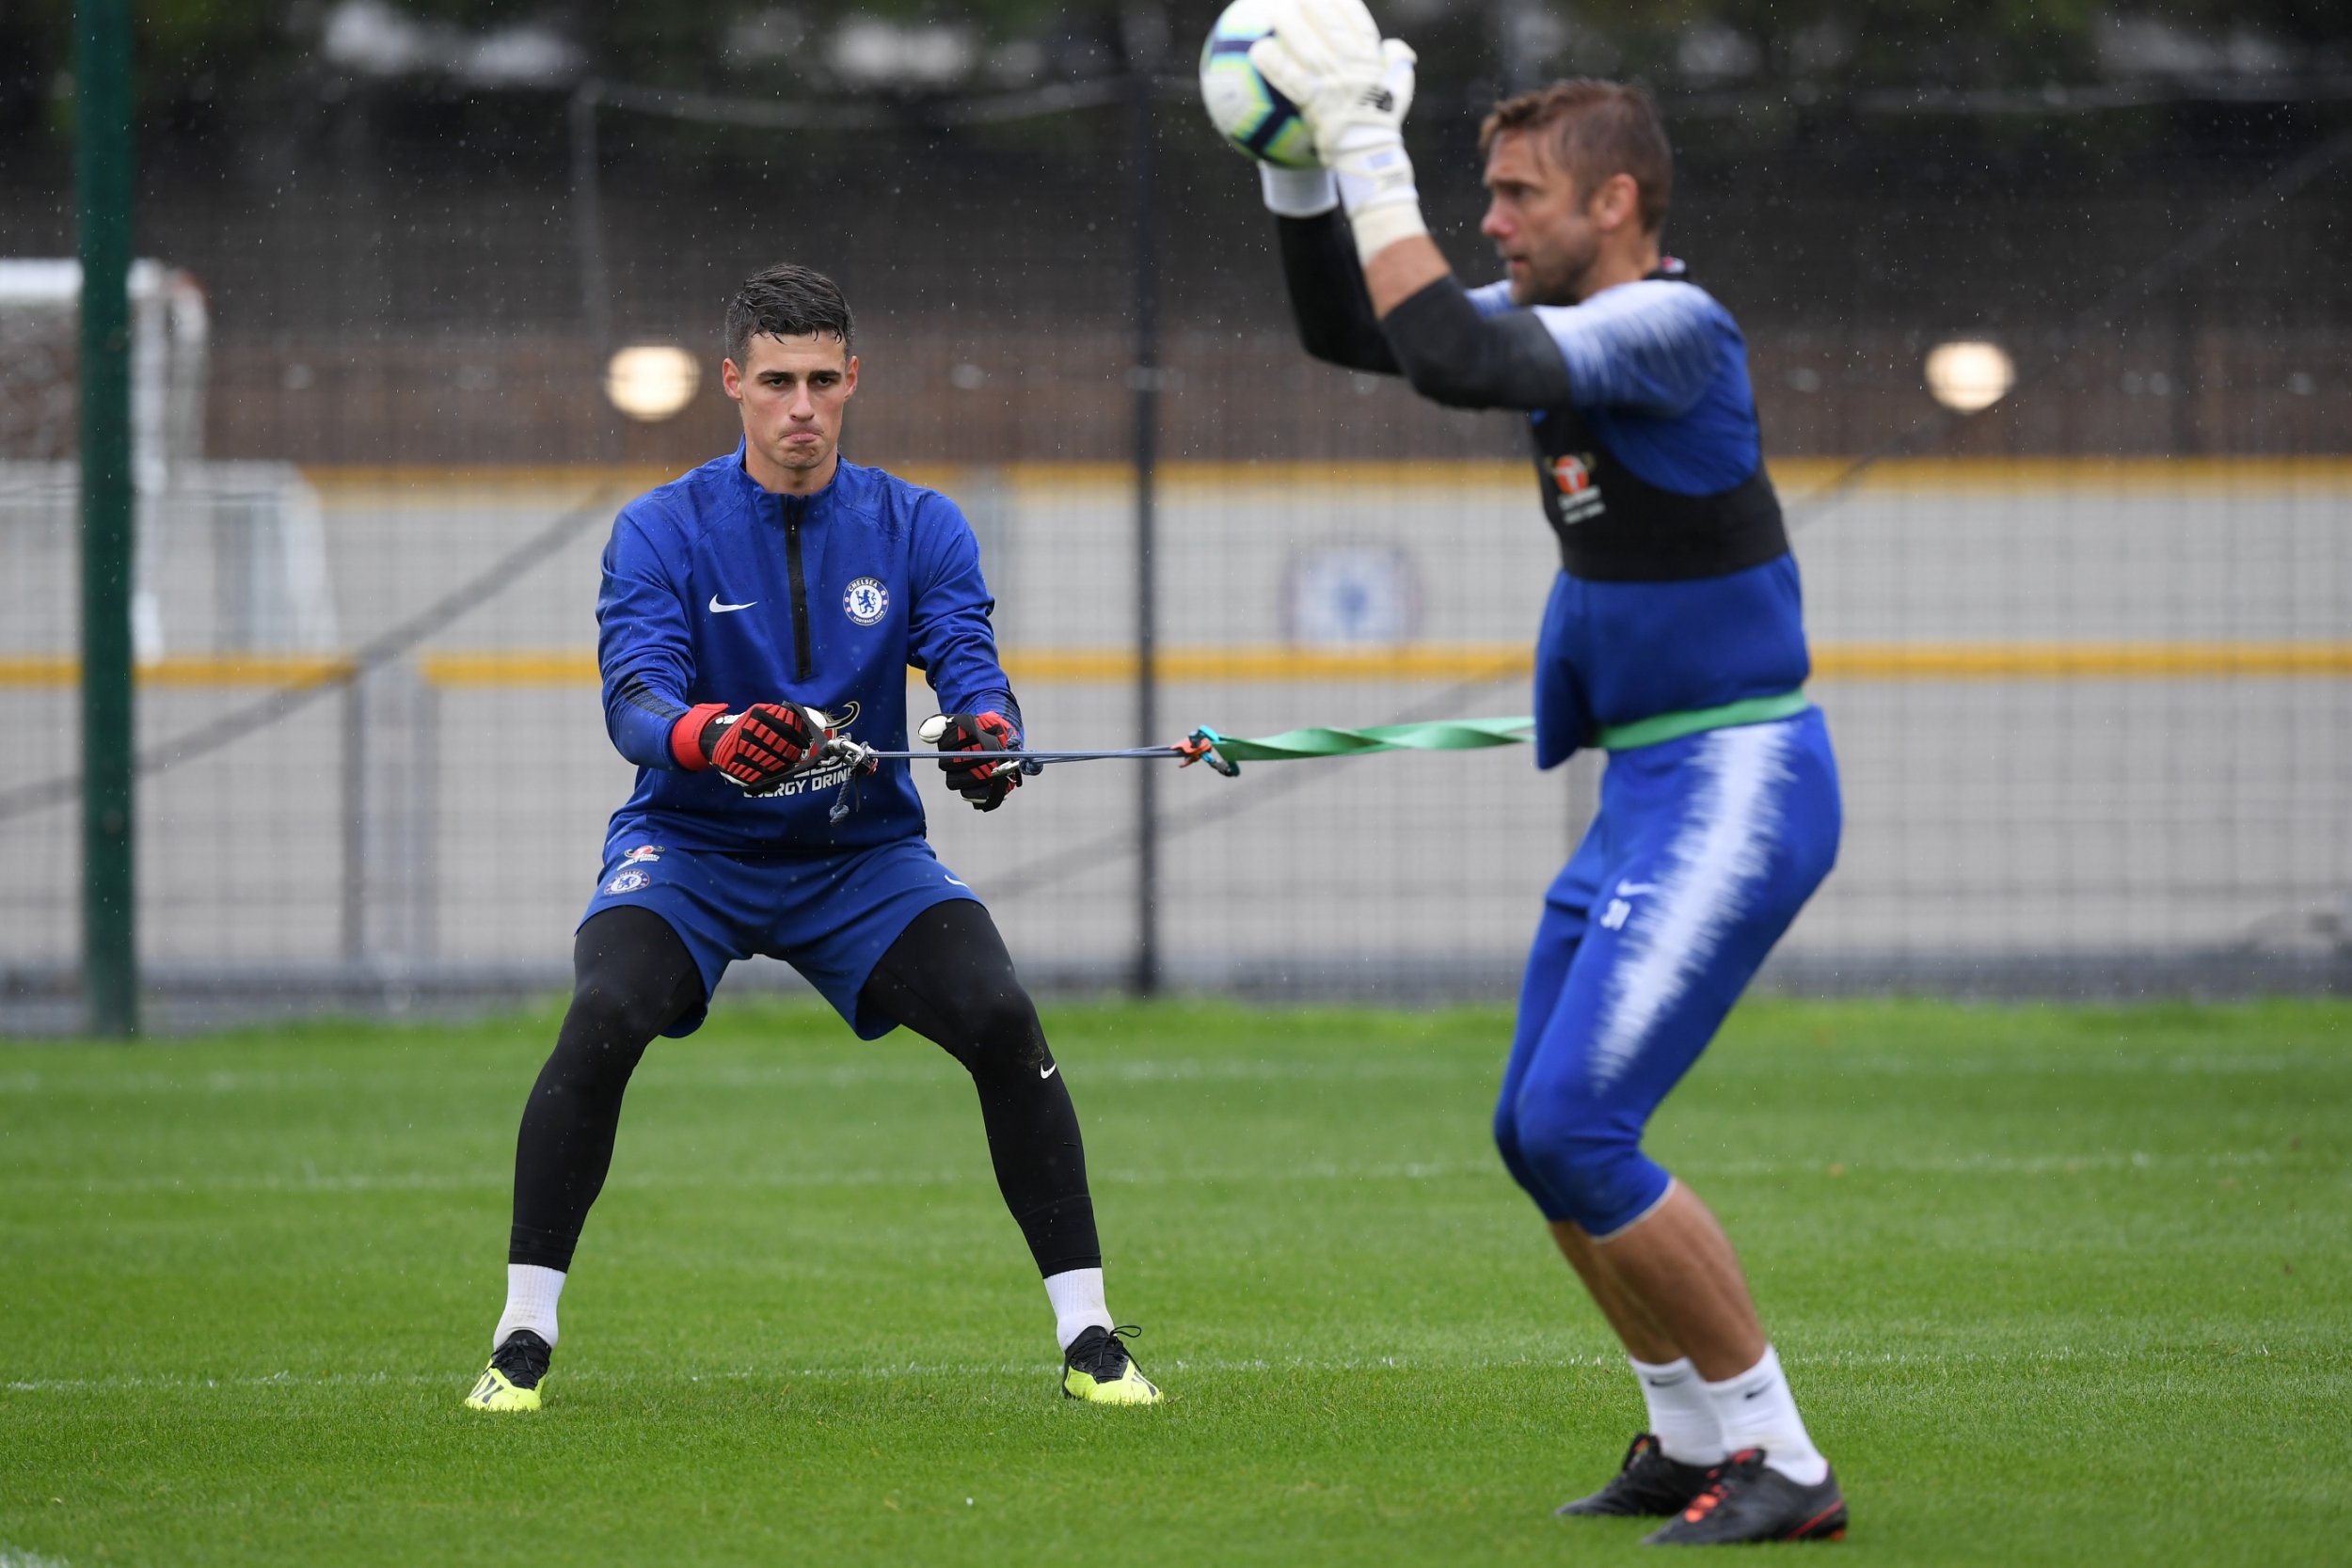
1644;1449;1848;1545
1557;1433;1719;1518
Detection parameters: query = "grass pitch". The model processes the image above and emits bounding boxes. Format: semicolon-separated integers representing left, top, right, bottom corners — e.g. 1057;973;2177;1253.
3;997;2347;1565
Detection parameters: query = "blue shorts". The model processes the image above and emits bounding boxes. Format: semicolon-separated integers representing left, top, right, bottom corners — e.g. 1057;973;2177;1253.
582;825;978;1040
1493;707;1841;1235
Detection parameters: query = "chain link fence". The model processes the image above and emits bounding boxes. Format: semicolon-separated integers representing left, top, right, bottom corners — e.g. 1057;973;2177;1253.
4;92;2348;1029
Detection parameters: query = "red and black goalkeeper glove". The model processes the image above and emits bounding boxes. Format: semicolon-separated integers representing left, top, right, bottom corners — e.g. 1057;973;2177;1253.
921;710;1024;812
671;700;830;796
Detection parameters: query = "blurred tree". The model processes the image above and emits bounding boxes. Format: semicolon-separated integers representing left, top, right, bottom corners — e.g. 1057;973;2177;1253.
3;0;2346;149
18;1;2352;88
1577;0;2349;87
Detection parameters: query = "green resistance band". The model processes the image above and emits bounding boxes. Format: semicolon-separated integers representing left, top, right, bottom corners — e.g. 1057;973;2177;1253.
1591;690;1811;752
1186;717;1536;771
1187;692;1808;774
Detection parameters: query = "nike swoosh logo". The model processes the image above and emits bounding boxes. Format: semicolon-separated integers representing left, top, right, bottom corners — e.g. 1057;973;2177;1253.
945;876;970;889
1615;880;1661;896
708;595;757;613
1039;1062;1058;1080
1742;1385;1771;1400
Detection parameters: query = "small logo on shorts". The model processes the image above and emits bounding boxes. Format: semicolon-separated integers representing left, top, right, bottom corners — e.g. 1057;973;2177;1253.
604;869;650;895
623;845;663;865
843;577;889;626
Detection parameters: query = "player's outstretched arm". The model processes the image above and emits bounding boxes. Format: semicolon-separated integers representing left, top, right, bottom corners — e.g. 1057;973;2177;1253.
1250;0;1567;410
598;510;706;768
1377;277;1573;410
906;492;1024;732
905;490;1025;814
1248;0;1412;372
1269;191;1397;374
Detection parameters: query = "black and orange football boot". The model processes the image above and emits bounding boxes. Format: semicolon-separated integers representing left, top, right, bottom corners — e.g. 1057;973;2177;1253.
1644;1449;1848;1545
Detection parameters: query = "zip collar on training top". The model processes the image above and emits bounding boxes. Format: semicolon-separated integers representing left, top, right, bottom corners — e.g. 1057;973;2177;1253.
724;436;850;520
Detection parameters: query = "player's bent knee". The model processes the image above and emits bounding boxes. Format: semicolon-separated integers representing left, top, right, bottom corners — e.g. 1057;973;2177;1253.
560;972;686;1060
1510;1092;1670;1236
1491;1094;1521;1166
1566;1148;1674;1238
565;907;702;1049
1491;1095;1547;1203
940;988;1048;1077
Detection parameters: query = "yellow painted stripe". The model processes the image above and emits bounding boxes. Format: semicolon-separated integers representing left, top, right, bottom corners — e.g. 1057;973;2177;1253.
1771;456;2352;496
9;642;2344;690
421;652;598;687
1002;646;1537;683
1813;641;2352;678
0;655;356;689
294;456;2352;499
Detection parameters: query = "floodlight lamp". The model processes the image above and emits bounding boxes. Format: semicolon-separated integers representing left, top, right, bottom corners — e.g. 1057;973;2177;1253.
604;344;701;421
1924;340;2014;413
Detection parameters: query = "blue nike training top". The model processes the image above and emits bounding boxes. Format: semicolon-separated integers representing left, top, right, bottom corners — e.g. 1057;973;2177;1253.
596;444;1019;854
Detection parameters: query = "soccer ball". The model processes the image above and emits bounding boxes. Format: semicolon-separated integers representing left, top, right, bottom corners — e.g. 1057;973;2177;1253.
1199;0;1318;169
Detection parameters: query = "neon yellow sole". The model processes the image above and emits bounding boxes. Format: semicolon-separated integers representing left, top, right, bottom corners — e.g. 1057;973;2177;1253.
1062;1364;1164;1405
464;1365;543;1412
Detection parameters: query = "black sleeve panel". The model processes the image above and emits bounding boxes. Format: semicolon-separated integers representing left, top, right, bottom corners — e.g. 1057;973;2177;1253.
1377;276;1574;411
1275;211;1399;375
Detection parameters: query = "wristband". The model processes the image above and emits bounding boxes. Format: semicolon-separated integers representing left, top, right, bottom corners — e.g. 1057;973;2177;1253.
671;702;729;769
1260;164;1340;218
1335;135;1427;262
1348;198;1429;262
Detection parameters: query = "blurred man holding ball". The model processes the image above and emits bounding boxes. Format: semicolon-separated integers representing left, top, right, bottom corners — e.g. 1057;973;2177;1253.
1221;0;1847;1544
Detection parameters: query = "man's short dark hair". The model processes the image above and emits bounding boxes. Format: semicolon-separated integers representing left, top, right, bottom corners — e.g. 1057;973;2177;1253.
1480;80;1673;235
725;264;854;365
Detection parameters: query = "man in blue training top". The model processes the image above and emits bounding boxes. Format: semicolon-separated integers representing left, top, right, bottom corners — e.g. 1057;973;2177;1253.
1241;0;1845;1544
463;264;1161;1412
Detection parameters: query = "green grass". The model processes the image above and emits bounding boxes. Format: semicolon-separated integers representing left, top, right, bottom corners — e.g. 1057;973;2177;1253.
3;997;2348;1566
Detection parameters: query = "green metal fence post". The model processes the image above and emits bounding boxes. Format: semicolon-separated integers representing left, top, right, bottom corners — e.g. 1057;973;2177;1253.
1125;5;1166;998
77;0;137;1037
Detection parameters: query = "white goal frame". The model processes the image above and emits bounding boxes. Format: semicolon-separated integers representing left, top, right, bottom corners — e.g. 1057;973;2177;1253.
0;259;337;658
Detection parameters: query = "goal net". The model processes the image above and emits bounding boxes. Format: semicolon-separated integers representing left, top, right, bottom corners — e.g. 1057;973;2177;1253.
0;259;337;658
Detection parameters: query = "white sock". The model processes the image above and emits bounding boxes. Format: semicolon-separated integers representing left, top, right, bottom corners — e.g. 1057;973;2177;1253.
1704;1345;1829;1485
1042;1266;1111;1352
492;1263;566;1351
1630;1355;1727;1465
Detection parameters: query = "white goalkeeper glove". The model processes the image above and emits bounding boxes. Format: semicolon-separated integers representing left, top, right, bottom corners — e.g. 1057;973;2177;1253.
1250;0;1422;261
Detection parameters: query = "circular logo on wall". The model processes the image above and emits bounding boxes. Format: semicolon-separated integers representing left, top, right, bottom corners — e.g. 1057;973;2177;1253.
604;869;649;895
843;577;889;626
1282;545;1422;647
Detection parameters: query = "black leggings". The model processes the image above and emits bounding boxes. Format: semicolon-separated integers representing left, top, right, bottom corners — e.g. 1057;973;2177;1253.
507;901;1101;1278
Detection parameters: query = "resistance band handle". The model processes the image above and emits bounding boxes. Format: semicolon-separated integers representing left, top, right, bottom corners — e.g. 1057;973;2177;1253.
1180;728;1241;777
